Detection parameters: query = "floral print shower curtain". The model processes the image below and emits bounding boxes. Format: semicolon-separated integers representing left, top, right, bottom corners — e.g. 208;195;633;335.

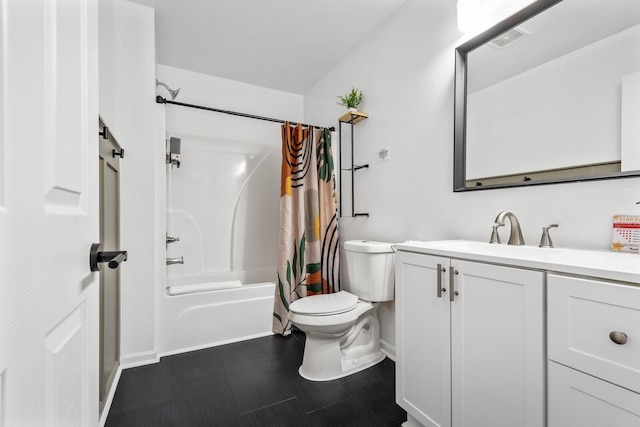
273;123;340;336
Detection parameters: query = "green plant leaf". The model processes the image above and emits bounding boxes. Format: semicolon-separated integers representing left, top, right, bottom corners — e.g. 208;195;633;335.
306;262;321;274
307;283;322;294
292;245;298;280
317;129;334;183
305;263;322;294
299;233;306;277
277;273;289;311
286;260;291;287
336;87;363;109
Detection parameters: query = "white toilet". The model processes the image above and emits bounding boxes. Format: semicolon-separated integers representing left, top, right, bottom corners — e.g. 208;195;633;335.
289;240;395;381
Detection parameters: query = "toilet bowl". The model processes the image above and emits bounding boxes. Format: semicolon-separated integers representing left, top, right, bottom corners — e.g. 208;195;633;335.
289;292;385;381
289;240;395;381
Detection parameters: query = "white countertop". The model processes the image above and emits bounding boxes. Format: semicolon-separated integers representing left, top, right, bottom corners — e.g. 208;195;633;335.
394;240;640;284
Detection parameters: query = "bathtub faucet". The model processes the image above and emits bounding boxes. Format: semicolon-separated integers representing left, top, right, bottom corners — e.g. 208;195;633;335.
166;257;184;265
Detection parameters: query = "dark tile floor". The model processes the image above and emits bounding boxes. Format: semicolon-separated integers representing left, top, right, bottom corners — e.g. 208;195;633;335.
105;331;407;426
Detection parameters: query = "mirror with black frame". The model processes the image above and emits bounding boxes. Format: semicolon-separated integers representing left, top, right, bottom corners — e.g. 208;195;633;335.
454;0;640;191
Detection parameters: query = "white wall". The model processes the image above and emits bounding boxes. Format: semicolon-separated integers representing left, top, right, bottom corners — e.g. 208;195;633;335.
157;65;303;138
304;0;640;353
99;0;161;366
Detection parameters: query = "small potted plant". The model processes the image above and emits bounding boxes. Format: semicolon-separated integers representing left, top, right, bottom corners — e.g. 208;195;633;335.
337;87;363;112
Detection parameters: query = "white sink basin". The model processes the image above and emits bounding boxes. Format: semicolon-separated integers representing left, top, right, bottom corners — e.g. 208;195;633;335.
421;240;566;258
394;240;640;284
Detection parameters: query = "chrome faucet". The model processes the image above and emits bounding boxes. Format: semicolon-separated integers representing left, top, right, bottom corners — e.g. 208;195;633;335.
166;256;184;265
539;224;558;248
166;235;180;245
489;223;504;244
494;211;525;246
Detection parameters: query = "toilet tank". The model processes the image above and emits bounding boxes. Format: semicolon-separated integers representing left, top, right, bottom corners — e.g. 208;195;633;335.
344;240;395;302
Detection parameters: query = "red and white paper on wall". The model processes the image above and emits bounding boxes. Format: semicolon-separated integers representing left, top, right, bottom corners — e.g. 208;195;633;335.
611;215;640;253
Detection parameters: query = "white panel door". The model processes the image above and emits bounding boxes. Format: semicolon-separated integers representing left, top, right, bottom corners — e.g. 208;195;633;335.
450;261;544;427
395;251;451;427
0;0;99;426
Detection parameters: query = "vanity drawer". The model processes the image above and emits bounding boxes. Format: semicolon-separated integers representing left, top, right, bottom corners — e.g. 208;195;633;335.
548;273;640;393
548;361;640;427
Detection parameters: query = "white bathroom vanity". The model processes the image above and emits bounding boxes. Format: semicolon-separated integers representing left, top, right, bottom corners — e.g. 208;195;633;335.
394;240;640;427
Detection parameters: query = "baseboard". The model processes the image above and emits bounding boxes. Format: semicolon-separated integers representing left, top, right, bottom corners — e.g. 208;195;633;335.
380;338;396;361
98;366;122;427
119;350;159;369
403;413;425;426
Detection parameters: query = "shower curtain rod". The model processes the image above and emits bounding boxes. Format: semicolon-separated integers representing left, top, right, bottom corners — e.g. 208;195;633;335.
156;96;335;131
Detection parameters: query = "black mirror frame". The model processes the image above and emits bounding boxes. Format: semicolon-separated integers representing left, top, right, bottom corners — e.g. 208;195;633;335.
453;0;640;192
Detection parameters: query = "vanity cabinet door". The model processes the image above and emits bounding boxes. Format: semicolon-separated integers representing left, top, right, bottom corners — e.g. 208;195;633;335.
548;361;640;427
396;252;545;427
396;251;452;427
450;260;545;427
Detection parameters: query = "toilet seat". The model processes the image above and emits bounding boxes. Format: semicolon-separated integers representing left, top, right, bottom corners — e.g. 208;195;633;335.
288;300;375;335
289;291;358;316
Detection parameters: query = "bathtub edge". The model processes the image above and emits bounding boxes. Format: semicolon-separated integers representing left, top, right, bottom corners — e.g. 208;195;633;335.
157;330;275;359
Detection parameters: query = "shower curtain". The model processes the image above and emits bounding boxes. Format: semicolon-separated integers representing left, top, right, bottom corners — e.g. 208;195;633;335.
273;123;340;336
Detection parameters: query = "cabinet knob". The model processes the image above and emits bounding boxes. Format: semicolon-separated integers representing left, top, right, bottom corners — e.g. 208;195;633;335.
609;331;628;345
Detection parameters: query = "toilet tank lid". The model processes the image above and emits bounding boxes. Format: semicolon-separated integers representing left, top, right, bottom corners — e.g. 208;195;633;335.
289;291;358;315
344;240;394;253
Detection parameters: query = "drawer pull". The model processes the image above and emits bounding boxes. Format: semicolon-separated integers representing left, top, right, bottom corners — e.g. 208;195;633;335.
436;264;446;298
449;269;458;302
609;331;628;345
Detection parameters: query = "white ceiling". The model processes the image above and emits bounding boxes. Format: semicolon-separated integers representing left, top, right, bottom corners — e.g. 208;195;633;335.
128;0;406;94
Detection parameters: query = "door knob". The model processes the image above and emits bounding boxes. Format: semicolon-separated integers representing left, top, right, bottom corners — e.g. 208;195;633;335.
90;243;128;272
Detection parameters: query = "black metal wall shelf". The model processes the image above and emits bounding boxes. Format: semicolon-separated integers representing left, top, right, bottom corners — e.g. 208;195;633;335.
338;111;369;218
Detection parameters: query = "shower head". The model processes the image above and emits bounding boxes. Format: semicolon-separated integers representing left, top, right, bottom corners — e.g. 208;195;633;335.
155;79;181;100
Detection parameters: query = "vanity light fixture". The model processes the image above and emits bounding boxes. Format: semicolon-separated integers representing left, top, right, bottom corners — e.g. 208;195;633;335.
457;0;481;32
457;0;537;33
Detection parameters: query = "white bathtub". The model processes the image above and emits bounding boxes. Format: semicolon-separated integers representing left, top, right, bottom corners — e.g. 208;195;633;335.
161;133;279;356
158;270;275;356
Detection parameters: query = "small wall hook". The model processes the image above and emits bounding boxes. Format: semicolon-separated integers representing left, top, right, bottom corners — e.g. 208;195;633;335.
99;126;109;140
